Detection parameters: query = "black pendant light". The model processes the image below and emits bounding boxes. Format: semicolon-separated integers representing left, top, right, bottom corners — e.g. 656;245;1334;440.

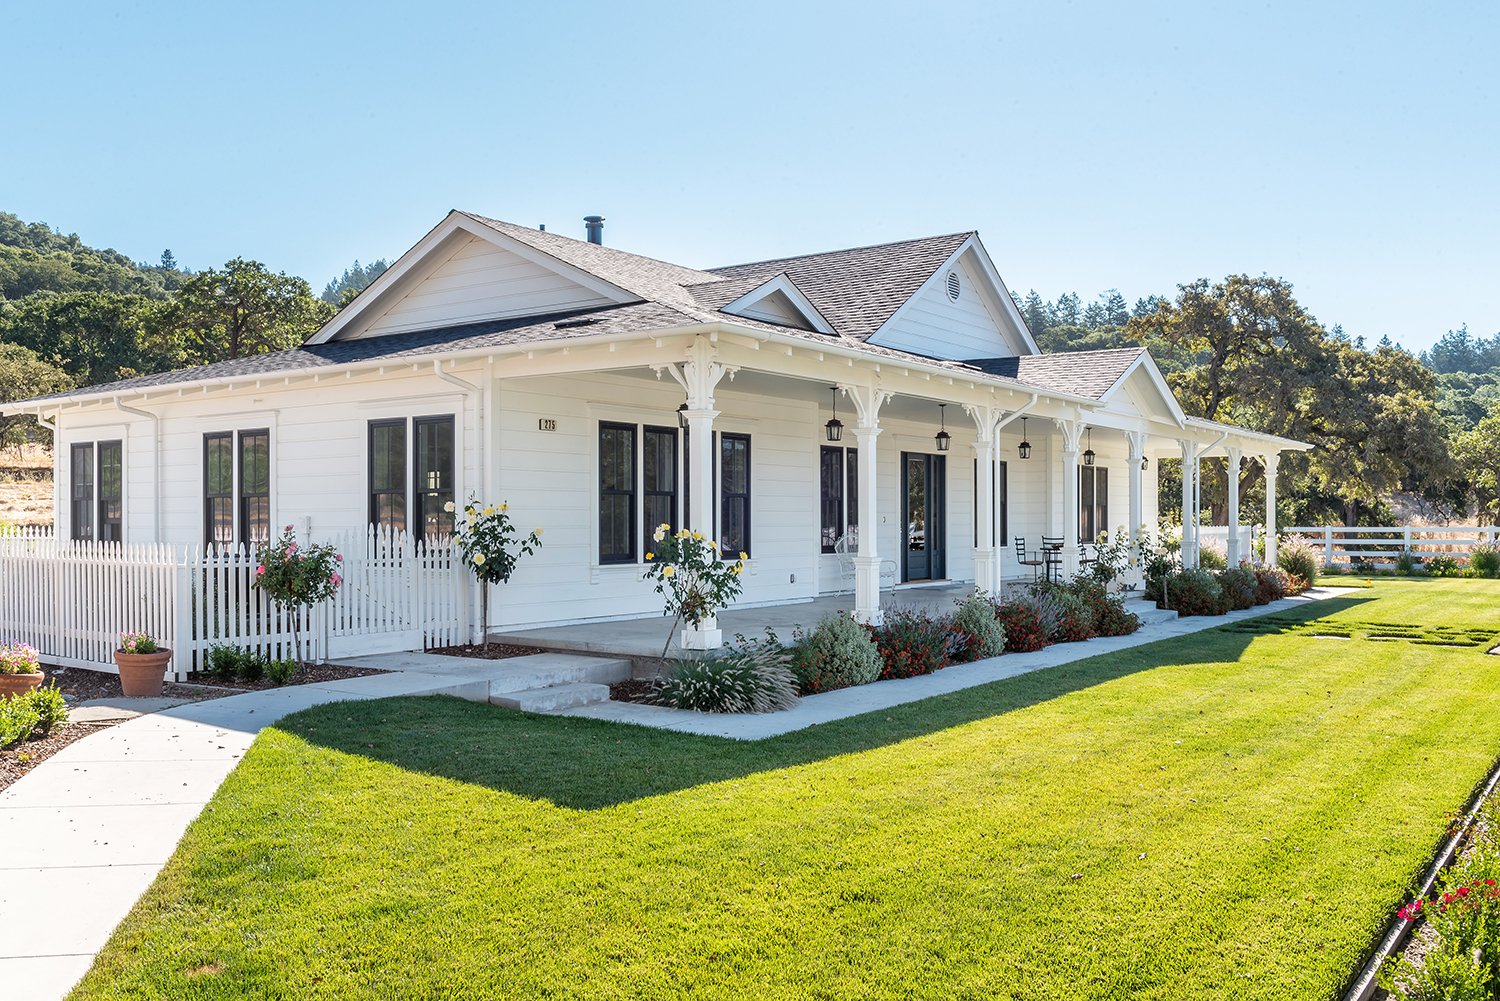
825;387;843;442
1083;426;1096;466
935;404;951;451
1141;454;1149;471
1018;417;1032;460
676;402;688;428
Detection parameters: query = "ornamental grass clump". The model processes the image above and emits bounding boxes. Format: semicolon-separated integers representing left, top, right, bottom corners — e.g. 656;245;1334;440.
650;644;799;714
451;500;542;651
1470;542;1500;579
1217;566;1258;611
255;526;343;672
1277;536;1320;586
951;593;1006;662
872;609;952;679
791;612;882;694
642;523;745;657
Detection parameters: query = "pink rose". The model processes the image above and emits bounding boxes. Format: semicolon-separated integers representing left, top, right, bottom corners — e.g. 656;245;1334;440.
331;573;343;588
335;553;343;562
287;542;298;553
256;566;266;575
285;524;294;533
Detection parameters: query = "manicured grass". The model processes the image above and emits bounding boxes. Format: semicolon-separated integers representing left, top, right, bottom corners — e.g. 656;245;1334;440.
72;581;1500;1000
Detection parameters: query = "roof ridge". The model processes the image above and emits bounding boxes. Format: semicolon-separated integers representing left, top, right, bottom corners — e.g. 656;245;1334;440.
709;231;975;273
461;212;722;285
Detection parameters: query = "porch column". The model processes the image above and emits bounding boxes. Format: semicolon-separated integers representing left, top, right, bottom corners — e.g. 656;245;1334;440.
846;384;890;625
1058;418;1083;577
1179;439;1197;568
967;405;998;596
1126;430;1147;582
1263;452;1280;567
1225;446;1243;566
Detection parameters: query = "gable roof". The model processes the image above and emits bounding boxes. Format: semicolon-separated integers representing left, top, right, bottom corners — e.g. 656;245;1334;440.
964;347;1146;401
708;232;973;339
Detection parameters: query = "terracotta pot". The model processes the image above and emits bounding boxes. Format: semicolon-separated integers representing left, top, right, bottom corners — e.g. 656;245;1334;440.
114;650;172;698
0;672;44;699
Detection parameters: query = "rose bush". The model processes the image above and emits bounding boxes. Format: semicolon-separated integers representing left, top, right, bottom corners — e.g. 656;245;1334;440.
641;524;745;657
254;526;343;671
450;500;542;650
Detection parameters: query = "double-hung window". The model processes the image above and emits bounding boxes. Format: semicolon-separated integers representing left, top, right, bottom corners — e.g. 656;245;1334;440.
642;426;678;559
367;415;455;539
69;443;96;541
203;429;270;548
598;422;637;564
973;459;1008;548
1079;465;1109;544
98;441;123;542
819;446;859;552
595;420;699;565
719;433;751;558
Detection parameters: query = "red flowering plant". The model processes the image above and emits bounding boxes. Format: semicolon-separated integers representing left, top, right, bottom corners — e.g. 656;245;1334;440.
1381;824;1500;997
254;525;343;674
870;609;952;679
995;598;1051;653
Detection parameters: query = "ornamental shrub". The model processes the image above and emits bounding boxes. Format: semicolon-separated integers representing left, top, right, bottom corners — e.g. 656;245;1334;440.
237;652;266;683
26;684;67;734
1277;536;1320;586
995;598;1050;652
255;526;343;669
0;641;40;675
206;644;244;681
1196;543;1228;571
872;609;952;679
266;658;298;686
1253;566;1289;604
1050;589;1096;642
1161;568;1225;616
641;523;742;658
1394;552;1423;577
651;644;799;714
1217;566;1258;611
1094;596;1141;637
951;594;1005;662
1427;553;1465;578
791;612;883;694
0;685;67;748
1470;542;1500;579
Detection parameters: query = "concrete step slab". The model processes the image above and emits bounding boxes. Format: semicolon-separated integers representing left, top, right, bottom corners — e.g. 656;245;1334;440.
489;682;612;713
479;654;632;694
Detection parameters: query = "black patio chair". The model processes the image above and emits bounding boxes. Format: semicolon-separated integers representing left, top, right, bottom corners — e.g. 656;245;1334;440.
1041;536;1065;583
1014;537;1044;581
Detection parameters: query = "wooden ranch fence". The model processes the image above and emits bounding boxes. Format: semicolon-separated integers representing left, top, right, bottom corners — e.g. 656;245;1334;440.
0;527;467;680
1284;525;1500;568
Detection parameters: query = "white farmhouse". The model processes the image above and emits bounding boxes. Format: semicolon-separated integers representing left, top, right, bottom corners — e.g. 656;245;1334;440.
3;212;1308;649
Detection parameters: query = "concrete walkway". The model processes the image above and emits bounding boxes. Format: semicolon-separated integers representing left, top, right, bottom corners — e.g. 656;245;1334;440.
557;587;1358;739
0;665;520;1001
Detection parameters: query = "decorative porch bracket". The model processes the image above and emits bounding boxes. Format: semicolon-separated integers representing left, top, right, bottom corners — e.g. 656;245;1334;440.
839;383;891;626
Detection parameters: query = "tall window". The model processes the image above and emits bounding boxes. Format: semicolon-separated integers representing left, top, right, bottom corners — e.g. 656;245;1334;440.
643;426;678;558
415;416;455;537
973;459;1009;547
820;446;859;552
98;441;123;542
598;422;636;564
204;433;234;547
368;420;407;533
1080;466;1109;544
720;432;751;557
70;443;95;541
238;430;270;545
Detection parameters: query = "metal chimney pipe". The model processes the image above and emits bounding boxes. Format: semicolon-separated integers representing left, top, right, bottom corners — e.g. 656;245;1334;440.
584;215;604;245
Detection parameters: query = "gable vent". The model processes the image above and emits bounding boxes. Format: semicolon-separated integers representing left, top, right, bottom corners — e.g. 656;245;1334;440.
945;270;961;301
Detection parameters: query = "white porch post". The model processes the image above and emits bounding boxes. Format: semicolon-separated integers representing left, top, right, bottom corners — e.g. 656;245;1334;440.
657;339;732;651
1179;439;1197;568
1225;446;1243;566
845;384;890;625
1263;452;1280;568
967;405;998;596
1058;418;1083;577
1126;430;1147;582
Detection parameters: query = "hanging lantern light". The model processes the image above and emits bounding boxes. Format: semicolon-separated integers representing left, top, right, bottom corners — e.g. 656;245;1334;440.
935;404;951;451
1083;426;1096;466
676;402;688;428
825;387;843;442
1018;417;1032;459
1141;454;1149;471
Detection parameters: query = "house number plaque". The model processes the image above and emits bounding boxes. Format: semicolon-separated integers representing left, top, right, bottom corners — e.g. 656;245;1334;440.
537;419;557;431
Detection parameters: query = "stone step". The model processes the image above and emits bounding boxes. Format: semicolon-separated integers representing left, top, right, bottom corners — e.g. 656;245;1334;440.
490;682;612;713
480;653;632;695
1123;598;1178;626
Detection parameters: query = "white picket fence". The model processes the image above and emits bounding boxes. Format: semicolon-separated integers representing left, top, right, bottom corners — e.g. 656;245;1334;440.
0;527;467;680
1285;525;1500;568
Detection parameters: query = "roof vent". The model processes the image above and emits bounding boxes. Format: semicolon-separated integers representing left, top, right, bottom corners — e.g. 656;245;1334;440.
584;215;605;245
946;270;961;301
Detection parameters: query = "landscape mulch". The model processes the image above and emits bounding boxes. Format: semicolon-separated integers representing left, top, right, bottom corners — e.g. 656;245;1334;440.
427;643;547;660
0;720;117;794
609;679;657;705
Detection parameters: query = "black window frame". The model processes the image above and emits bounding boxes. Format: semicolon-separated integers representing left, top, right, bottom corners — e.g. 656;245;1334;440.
70;442;95;541
238;429;271;547
203;432;235;548
642;425;679;559
414;415;456;539
820;446;844;553
719;432;751;558
1079;465;1108;544
368;418;408;535
598;421;638;565
973;458;1009;548
97;440;123;543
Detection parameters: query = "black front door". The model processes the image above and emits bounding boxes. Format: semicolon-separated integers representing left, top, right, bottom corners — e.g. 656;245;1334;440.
903;452;946;581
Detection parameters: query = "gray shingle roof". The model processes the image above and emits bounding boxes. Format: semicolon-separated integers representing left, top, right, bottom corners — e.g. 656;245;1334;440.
964;347;1146;400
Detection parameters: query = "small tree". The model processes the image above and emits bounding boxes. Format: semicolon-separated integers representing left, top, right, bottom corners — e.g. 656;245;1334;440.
254;526;342;672
641;523;747;657
450;500;542;649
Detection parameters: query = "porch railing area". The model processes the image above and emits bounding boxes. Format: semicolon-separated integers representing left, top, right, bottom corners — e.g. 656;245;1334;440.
0;527;466;680
1285;525;1500;569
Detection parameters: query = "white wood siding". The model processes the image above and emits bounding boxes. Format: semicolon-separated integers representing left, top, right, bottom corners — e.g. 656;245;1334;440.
734;289;810;329
357;235;615;338
871;255;1019;360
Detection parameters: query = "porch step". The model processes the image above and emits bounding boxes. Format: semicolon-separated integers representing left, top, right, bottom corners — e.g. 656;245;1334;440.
1123;597;1178;626
481;652;632;694
490;682;612;713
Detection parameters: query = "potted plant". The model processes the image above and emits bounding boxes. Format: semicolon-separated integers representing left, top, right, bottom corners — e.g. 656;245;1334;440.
0;641;45;699
115;631;171;697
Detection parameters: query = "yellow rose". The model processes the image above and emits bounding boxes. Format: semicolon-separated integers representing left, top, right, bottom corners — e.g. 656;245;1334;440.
645;553;654;561
534;527;543;536
443;501;456;513
732;564;743;575
710;540;720;550
483;506;495;517
473;553;486;566
663;565;676;578
677;529;690;539
501;502;509;512
659;522;670;531
739;552;748;561
692;531;702;540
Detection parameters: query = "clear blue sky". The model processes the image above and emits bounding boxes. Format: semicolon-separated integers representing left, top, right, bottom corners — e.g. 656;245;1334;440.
6;0;1497;351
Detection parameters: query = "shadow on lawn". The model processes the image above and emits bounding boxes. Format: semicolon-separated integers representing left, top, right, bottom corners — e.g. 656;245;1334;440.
280;595;1374;810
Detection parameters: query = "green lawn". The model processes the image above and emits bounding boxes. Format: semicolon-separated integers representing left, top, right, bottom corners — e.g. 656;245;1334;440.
72;581;1500;1000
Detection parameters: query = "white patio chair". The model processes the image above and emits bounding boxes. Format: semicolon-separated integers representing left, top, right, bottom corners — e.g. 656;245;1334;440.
833;530;898;594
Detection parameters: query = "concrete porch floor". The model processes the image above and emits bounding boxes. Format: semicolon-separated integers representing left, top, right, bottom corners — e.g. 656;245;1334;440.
493;582;1003;660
